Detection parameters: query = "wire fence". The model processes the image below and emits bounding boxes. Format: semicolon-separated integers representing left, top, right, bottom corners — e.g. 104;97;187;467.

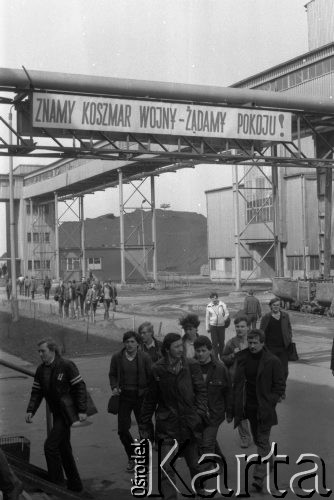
0;295;170;340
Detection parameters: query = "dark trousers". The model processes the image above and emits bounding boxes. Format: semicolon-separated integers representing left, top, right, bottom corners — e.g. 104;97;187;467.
103;299;111;320
44;287;50;300
79;295;85;316
209;325;226;358
200;423;226;464
44;414;82;487
0;449;19;494
245;403;273;487
160;440;202;500
246;314;257;330
118;390;143;459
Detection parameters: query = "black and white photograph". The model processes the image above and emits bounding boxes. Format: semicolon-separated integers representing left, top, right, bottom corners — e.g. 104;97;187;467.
0;0;334;498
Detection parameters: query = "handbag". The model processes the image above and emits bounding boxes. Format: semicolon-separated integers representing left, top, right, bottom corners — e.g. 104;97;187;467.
288;342;299;362
107;394;120;415
108;354;121;415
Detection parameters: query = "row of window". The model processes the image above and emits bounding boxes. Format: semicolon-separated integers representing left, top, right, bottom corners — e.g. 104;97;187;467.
27;232;50;244
256;56;334;92
65;257;102;271
27;260;51;270
287;255;320;272
210;257;253;271
24;158;90;186
26;204;50;216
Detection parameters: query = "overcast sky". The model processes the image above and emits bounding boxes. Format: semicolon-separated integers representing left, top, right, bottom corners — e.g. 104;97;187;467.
0;0;309;255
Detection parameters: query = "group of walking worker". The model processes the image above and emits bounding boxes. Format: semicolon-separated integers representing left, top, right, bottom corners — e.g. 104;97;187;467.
8;288;298;500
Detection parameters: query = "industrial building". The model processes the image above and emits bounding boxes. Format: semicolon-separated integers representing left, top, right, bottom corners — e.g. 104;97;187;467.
206;0;334;282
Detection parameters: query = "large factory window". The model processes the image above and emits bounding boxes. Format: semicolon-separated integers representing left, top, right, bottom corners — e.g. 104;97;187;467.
246;195;273;224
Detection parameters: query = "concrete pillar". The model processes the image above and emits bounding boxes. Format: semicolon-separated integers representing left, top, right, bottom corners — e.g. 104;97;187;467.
54;192;59;279
151;176;158;283
79;196;86;279
118;170;126;284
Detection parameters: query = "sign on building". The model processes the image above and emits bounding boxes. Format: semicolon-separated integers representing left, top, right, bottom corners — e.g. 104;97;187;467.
32;92;292;142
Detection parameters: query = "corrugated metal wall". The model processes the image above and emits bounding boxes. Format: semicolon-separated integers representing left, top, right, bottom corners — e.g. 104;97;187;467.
305;177;320;255
307;0;334;50
206;189;235;257
285;177;303;255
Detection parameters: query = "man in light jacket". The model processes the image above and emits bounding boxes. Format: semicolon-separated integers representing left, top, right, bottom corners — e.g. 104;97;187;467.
205;291;229;359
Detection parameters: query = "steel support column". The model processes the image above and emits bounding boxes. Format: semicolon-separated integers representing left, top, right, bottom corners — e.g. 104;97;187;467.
271;161;282;277
54;192;59;280
151;175;158;283
29;198;34;274
317;167;332;278
8;108;18;320
79;196;86;279
232;165;241;290
118;170;126;285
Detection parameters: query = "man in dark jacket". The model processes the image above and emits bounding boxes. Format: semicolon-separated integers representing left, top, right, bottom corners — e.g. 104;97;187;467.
76;277;88;318
233;329;285;493
43;275;51;300
140;332;208;499
25;338;87;492
109;331;152;472
243;289;262;329
194;335;233;459
260;297;292;386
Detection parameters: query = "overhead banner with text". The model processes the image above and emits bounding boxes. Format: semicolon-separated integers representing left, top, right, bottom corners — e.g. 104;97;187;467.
32;92;292;142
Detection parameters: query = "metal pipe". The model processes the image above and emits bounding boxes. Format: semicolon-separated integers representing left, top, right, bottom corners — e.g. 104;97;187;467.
118;170;126;284
2;67;334;114
54;192;59;279
232;165;241;290
151;176;158;283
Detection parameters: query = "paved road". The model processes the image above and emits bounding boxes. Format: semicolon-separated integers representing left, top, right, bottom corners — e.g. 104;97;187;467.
1;285;334;498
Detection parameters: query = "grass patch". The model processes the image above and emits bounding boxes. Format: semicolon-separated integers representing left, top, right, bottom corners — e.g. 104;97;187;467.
0;311;121;365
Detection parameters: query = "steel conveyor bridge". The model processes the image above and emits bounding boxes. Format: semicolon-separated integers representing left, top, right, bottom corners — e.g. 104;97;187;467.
0;67;334;287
